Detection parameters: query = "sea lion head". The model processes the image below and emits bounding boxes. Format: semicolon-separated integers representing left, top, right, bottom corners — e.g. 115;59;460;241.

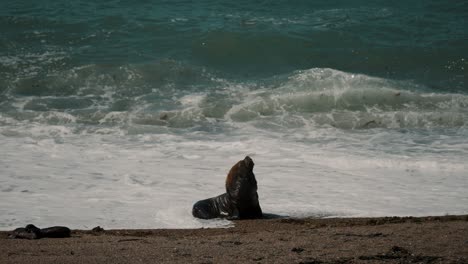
234;156;254;177
25;224;40;232
242;156;254;171
225;156;257;200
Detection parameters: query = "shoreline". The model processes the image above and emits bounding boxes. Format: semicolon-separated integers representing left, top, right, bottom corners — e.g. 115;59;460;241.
1;215;467;263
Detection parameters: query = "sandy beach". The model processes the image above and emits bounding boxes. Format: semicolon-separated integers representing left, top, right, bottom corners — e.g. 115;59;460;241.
1;215;467;264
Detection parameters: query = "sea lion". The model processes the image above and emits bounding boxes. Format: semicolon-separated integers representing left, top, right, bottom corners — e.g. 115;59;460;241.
9;224;71;239
192;156;262;219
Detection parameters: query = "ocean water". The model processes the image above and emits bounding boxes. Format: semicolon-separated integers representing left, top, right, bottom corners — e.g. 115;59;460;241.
0;0;467;230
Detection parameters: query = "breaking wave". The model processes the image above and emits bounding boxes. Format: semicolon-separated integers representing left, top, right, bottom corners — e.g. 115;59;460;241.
1;64;467;137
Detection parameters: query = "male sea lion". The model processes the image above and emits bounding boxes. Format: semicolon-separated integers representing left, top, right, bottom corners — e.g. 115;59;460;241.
192;156;262;219
9;224;71;239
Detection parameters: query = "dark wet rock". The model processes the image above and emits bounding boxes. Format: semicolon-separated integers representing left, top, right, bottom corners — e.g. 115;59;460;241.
280;218;306;225
358;246;441;263
118;238;143;242
291;247;304;253
217;240;242;247
335;232;386;238
92;226;104;232
159;112;169;120
299;258;352;264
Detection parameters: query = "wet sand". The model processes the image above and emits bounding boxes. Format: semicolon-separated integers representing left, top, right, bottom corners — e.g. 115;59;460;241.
1;215;467;263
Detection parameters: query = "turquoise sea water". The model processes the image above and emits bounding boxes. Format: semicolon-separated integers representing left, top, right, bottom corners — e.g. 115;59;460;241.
0;1;467;229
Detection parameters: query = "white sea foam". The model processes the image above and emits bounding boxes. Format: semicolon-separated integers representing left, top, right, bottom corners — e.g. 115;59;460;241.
0;51;68;78
0;120;467;230
1;68;467;230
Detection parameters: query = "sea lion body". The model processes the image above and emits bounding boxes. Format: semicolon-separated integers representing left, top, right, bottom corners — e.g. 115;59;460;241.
192;156;262;219
9;224;71;239
40;226;71;238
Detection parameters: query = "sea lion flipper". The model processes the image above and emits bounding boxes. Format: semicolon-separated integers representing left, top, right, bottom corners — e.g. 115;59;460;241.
192;199;215;219
226;208;240;220
192;193;231;219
